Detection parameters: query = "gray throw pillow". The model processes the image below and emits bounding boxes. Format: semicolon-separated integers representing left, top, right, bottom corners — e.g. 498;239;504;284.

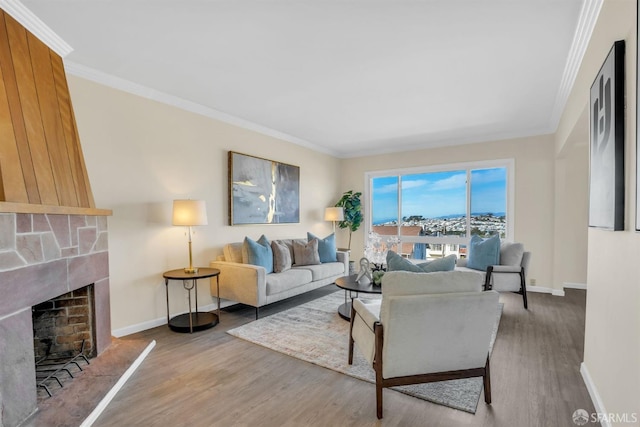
293;239;321;266
500;242;524;266
271;240;292;273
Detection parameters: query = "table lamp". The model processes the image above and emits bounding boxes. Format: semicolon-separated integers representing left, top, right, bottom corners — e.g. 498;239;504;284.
173;199;208;274
324;207;344;232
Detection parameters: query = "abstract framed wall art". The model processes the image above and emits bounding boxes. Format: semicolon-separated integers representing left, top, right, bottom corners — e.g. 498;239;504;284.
589;40;625;230
228;151;300;225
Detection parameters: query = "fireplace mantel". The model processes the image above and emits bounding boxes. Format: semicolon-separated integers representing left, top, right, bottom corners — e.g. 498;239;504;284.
0;202;112;216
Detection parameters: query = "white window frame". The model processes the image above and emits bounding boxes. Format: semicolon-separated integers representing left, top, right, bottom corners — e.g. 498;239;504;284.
363;158;515;250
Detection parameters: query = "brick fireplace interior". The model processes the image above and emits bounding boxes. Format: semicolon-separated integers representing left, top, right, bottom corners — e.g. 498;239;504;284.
32;283;97;400
32;284;97;362
0;213;111;426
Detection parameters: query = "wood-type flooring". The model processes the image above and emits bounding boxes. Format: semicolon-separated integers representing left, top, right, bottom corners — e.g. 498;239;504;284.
41;286;598;427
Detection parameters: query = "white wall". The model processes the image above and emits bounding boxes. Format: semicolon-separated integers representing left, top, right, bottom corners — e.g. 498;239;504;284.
338;134;557;289
69;76;342;333
553;139;589;288
556;0;640;422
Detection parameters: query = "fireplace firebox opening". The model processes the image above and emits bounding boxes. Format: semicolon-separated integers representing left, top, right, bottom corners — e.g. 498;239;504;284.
32;284;97;398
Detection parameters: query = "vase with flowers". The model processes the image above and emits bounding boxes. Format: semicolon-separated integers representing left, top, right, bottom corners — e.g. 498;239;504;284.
363;232;400;285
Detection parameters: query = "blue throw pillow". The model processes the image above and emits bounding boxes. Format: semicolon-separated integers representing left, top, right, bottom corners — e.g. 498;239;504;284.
386;250;423;272
417;254;457;272
307;232;337;263
466;234;500;271
242;235;273;273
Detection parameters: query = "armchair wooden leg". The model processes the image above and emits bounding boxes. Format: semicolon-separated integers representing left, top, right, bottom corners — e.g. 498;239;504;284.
374;323;384;419
483;355;492;404
520;268;528;309
376;381;383;419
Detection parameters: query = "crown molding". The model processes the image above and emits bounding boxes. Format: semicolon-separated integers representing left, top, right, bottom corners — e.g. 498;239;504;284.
549;0;603;130
0;0;73;57
64;61;339;157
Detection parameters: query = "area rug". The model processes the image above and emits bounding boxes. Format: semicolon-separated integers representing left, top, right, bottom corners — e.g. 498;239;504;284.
227;291;502;414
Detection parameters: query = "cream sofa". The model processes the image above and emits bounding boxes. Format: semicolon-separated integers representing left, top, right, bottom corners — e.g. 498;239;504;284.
210;239;349;318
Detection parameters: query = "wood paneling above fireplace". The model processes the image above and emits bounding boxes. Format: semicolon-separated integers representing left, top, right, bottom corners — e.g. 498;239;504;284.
0;10;100;213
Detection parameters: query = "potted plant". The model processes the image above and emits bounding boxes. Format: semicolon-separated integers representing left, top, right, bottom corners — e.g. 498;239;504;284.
335;190;362;251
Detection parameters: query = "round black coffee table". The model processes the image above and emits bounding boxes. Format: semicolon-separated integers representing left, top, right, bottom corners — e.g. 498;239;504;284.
334;274;382;321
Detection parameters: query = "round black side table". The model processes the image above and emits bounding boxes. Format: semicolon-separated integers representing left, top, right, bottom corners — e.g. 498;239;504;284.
163;267;220;333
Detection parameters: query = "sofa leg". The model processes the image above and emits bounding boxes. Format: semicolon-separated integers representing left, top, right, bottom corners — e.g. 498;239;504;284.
255;307;259;320
520;269;528;309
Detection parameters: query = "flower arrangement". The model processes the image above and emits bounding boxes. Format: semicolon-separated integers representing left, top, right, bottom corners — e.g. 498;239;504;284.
363;231;400;271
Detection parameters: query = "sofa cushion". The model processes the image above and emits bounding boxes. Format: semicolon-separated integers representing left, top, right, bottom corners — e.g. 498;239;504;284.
307;232;337;263
466;234;500;271
500;242;524;266
274;239;296;262
386;251;423;272
271;240;292;273
266;268;313;295
293;238;321;266
417;254;457;272
293;261;345;281
223;242;244;263
381;270;483;295
242;235;273;273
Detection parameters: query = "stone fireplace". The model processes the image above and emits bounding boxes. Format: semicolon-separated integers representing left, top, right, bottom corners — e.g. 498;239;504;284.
0;7;115;426
0;213;111;427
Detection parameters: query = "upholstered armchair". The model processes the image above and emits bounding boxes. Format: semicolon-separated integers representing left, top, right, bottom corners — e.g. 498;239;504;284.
348;270;500;419
457;242;531;309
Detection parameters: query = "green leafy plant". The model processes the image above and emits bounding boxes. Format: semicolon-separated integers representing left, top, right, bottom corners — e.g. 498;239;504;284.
335;190;363;250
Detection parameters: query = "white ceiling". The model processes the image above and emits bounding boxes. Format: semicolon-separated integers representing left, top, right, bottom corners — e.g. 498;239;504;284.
18;0;595;158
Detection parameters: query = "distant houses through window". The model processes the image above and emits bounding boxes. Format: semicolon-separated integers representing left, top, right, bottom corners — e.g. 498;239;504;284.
365;159;514;260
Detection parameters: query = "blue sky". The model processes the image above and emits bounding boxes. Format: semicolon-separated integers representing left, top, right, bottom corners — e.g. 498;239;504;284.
372;168;506;223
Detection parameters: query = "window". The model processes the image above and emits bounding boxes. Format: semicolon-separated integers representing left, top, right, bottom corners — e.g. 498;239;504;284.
365;159;513;260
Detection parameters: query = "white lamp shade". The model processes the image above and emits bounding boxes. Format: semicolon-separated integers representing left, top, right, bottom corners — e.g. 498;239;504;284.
172;200;208;226
324;207;344;222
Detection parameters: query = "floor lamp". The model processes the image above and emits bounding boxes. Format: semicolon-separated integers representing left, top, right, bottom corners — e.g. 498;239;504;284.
324;207;344;233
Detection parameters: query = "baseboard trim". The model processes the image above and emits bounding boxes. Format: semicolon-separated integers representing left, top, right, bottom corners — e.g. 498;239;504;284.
79;340;156;427
580;362;610;427
527;285;565;297
111;300;236;337
564;282;588;290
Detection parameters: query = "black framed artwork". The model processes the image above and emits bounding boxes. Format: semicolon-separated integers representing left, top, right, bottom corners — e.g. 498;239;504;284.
637;1;640;230
228;151;300;225
589;40;625;231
